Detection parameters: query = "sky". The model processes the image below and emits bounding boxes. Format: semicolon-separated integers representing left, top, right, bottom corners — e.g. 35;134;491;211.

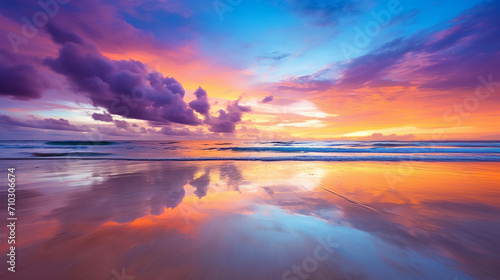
0;0;499;140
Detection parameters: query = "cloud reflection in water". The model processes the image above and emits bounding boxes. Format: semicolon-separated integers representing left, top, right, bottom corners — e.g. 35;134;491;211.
0;161;498;280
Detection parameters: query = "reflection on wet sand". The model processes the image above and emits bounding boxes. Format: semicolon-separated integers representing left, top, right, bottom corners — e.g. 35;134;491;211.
0;161;499;280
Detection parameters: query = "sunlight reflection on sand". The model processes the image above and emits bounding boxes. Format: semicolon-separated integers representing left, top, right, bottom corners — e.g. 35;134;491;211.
0;160;499;280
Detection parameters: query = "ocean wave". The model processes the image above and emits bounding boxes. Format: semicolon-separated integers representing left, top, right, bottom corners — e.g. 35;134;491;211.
32;152;113;157
2;155;500;162
369;142;500;147
45;141;117;146
217;146;500;154
250;141;500;148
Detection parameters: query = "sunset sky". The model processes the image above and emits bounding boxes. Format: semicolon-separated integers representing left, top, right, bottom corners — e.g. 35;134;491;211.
0;0;499;140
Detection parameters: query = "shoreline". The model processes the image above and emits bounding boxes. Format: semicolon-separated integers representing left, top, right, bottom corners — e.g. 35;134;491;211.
1;156;500;162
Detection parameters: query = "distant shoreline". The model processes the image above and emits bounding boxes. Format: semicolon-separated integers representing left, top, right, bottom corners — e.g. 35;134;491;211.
2;156;500;162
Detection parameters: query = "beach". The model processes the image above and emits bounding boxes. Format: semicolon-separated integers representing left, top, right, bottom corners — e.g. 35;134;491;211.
1;156;499;279
2;0;500;278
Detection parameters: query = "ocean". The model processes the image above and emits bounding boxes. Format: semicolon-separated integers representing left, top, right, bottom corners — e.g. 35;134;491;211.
1;140;500;161
1;141;499;279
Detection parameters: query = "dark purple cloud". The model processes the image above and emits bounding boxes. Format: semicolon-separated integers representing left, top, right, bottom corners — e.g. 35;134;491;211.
0;114;90;132
0;48;48;100
44;26;203;126
261;95;274;103
189;87;210;115
47;23;86;46
114;120;129;130
139;127;157;134
0;0;190;55
206;98;251;133
92;112;113;122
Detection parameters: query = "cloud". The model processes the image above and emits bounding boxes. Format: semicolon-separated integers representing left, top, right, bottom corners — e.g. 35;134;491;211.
92;112;113;122
253;98;330;118
344;133;416;141
272;72;336;94
114;120;129;130
96;126;134;137
44;26;203;126
335;37;420;89
206;98;251;133
190;169;211;198
336;1;500;92
47;23;86;46
0;114;90;132
257;51;290;62
0;0;178;53
261;96;274;103
288;0;360;26
189;87;210;115
0;49;48;100
160;126;193;136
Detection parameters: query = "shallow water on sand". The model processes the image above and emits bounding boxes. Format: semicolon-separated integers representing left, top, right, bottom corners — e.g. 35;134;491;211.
0;160;499;280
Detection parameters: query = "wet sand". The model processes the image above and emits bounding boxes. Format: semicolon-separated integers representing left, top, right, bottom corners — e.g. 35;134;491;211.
1;160;499;280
